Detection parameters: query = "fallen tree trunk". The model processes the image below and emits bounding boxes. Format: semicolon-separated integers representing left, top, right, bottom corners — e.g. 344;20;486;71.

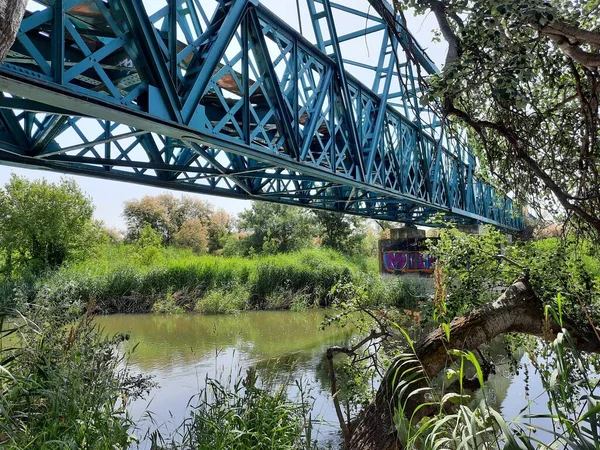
348;278;600;450
0;0;27;64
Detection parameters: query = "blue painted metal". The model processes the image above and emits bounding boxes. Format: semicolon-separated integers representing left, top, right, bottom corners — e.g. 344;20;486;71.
0;0;522;229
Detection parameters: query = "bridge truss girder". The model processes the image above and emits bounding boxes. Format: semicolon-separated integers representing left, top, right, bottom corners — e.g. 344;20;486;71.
0;0;521;229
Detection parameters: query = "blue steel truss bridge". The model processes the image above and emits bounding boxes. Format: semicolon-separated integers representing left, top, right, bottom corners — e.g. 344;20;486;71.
0;0;522;229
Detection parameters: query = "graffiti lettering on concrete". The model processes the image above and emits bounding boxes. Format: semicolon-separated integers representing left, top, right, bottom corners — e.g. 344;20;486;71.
382;251;435;274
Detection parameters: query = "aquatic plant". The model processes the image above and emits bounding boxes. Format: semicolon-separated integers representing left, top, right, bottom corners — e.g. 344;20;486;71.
0;305;152;448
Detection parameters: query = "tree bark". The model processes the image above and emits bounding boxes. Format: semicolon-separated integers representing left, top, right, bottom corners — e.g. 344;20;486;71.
0;0;27;65
348;279;600;450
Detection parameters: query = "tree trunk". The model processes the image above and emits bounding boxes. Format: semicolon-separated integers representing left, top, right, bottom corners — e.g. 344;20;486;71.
348;279;600;450
0;0;27;64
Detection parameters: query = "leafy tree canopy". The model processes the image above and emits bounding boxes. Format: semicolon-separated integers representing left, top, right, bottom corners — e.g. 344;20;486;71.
122;194;212;245
381;0;600;236
237;202;317;254
313;211;368;255
122;194;234;253
0;174;97;275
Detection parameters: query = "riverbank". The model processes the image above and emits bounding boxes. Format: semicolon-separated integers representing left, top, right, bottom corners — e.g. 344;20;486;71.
2;245;433;314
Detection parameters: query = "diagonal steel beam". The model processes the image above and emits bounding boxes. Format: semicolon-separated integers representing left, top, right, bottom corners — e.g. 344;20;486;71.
247;8;300;161
181;0;254;124
109;0;183;123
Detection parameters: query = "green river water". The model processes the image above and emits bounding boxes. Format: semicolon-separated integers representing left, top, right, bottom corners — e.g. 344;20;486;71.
96;311;549;449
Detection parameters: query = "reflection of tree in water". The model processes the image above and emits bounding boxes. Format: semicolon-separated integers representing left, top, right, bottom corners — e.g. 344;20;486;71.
95;311;355;371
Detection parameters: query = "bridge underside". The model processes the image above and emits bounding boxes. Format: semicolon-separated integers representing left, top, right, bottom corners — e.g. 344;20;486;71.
0;0;521;229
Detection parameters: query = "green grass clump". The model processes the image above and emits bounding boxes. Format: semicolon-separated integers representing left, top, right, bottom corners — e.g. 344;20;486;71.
195;283;250;314
156;369;309;450
0;308;152;449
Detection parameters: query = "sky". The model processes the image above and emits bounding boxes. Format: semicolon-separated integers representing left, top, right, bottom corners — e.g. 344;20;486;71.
0;0;447;230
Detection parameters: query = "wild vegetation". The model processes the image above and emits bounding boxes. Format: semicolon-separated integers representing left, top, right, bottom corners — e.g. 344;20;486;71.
0;303;153;449
2;0;600;447
4;244;428;315
3;174;600;450
0;177;395;317
151;369;315;450
327;228;600;450
0;174;103;276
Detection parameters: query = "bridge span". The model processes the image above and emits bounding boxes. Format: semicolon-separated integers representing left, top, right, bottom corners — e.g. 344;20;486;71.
0;0;521;229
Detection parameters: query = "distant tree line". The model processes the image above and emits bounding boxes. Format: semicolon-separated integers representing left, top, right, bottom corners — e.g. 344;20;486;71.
0;175;383;278
123;194;381;257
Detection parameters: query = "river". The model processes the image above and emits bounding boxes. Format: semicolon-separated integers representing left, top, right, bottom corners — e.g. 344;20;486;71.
96;311;553;449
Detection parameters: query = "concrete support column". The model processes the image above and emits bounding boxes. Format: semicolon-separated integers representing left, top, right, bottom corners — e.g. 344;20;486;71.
378;225;432;275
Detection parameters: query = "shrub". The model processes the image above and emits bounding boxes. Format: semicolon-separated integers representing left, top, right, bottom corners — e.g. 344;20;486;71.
0;308;152;448
156;369;309;450
195;284;249;314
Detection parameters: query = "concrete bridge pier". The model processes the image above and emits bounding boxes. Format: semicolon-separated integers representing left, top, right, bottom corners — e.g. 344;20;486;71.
378;225;432;275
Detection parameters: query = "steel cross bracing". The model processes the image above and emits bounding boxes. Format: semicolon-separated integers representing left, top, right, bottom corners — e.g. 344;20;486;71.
0;0;522;229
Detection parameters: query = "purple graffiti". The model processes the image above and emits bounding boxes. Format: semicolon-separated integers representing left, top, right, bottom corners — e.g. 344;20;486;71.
383;252;435;274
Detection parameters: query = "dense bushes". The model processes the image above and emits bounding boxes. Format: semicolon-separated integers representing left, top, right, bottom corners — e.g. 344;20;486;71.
0;305;152;448
2;246;432;314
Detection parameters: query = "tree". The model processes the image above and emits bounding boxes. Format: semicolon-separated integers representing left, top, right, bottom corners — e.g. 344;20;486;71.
0;0;27;64
0;174;96;274
206;209;235;253
237;202;317;254
122;194;212;245
313;211;368;254
342;2;600;445
345;227;600;449
376;0;600;236
174;219;209;254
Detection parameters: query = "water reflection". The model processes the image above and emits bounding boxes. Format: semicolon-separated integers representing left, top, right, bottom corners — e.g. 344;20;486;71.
96;311;354;448
96;312;554;449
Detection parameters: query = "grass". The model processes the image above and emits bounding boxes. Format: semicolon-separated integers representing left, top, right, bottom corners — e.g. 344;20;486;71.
153;369;314;450
195;283;250;314
2;245;432;314
0;306;153;449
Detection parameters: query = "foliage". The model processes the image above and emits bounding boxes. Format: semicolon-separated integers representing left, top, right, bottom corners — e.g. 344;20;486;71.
2;245;424;314
387;0;600;235
174;218;209;254
152;287;186;314
0;306;152;449
123;194;234;253
237;202;317;254
0;174;99;276
207;209;236;254
427;226;511;318
428;227;600;324
154;369;312;450
195;283;250;314
312;211;368;255
136;222;163;249
264;283;313;311
392;317;600;450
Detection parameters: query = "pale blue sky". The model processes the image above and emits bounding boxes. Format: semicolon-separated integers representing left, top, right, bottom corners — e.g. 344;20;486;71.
0;0;446;230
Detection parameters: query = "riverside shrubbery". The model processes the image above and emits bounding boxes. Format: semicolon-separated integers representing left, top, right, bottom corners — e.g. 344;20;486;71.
153;370;313;450
0;304;153;449
3;245;431;315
